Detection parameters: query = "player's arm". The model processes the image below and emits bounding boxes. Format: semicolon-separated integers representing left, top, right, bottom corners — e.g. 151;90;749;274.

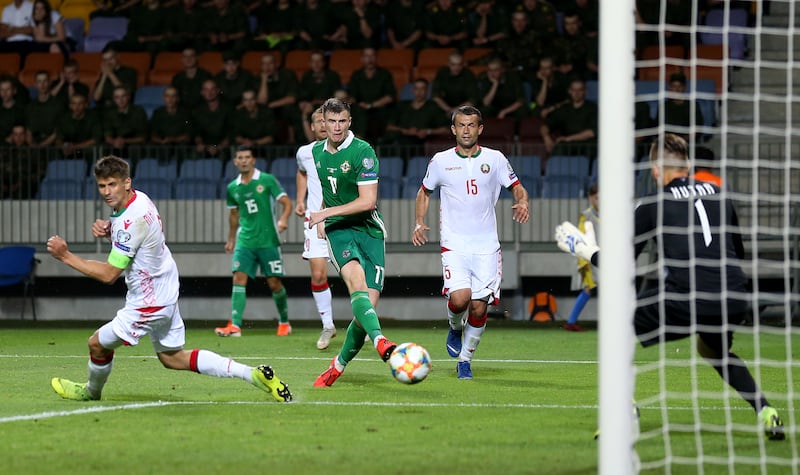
295;169;307;217
576;214;590;268
47;235;124;284
510;182;530;224
412;185;433;246
225;207;239;253
276;193;292;232
308;183;378;226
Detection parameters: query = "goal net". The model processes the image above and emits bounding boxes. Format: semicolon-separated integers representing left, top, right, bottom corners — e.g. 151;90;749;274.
599;1;798;473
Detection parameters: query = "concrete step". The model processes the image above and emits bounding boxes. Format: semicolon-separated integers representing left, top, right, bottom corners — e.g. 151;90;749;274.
732;64;800;88
725;97;800;121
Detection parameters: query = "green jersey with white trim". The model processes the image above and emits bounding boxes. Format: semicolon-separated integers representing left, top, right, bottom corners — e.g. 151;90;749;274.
312;131;385;239
226;169;286;249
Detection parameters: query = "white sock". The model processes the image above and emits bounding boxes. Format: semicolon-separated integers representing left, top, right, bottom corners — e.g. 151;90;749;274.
459;322;485;362
447;301;467;330
195;349;251;382
313;287;335;328
86;356;113;398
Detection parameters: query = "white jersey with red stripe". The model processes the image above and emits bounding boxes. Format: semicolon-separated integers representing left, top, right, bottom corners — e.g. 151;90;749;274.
296;140;323;215
422;145;520;254
109;190;180;309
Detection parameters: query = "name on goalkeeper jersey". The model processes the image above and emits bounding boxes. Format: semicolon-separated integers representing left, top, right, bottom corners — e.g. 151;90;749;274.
670;182;717;199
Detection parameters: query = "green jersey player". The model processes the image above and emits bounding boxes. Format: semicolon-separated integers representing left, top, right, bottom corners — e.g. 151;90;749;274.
309;97;397;387
215;145;293;337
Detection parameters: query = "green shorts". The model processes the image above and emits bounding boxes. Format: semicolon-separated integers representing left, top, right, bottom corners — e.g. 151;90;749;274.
232;247;284;278
326;227;385;292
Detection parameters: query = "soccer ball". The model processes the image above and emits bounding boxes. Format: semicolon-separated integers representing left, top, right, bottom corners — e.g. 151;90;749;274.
388;342;431;384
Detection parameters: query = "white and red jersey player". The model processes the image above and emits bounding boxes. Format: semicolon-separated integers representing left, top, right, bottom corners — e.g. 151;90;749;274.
296;140;328;259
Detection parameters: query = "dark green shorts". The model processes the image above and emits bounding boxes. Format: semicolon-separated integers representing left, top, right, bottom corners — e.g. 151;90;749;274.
326;227;385;291
232;247;284;278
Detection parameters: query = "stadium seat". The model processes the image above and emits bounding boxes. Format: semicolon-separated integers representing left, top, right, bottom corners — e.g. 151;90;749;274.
198;51;223;75
540;175;586;199
0;245;39;320
18;53;64;87
405;156;430;177
481;117;516;141
693;44;727;93
379;156;404;178
135;158;178;179
58;1;95;33
135;178;173;200
545;155;590;177
329;49;362;86
83;17;128;53
402;174;425;198
415;48;456;82
37;178;84;199
701;8;748;60
283;49;312;78
118;52;150;87
518;116;545;141
269;157;297;177
84;176;99;199
377;48;413;90
0;53;20;76
134;85;166;118
148;52;182;86
62;18;85;51
463;47;491;76
180;158;224;179
637;44;685;82
242;51;280;76
379;176;402;199
44;159;87;180
174;178;219;199
224;158;268;179
71;52;101;83
509;155;542;178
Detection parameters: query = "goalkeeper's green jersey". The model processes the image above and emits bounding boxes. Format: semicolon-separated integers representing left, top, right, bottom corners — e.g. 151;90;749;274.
312;131;385;239
226;169;286;249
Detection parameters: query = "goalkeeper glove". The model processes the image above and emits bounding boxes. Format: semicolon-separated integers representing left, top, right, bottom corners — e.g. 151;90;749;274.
555;221;599;262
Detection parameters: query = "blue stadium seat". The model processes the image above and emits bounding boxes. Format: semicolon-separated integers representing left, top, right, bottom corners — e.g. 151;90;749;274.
135;158;178;180
276;179;296;200
44;159;86;180
405;156;430;177
135;178;173;200
84;176;98;199
180;158;223;179
545;155;590;177
134;85;166;119
379;176;402;199
223;158;268;179
83;17;128;53
37;178;84;199
402;174;425;198
269;157;297;177
541;175;586;199
380;156;404;178
63;18;85;52
509;155;542;178
500;174;538;199
174;178;219;199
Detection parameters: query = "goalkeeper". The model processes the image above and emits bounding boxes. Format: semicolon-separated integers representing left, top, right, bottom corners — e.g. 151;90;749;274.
555;133;785;441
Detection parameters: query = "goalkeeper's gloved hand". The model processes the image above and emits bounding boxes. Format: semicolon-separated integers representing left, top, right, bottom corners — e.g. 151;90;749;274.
554;221;599;262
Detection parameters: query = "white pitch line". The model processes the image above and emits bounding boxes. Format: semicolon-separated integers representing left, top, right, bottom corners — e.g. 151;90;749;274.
0;400;763;425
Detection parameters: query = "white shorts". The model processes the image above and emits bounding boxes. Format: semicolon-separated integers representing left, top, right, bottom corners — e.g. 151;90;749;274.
441;249;502;304
303;218;330;260
97;303;186;353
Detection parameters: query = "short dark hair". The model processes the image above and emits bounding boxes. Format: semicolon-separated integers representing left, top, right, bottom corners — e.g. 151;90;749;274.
94;155;130;180
321;97;350;116
451;105;482;126
236;145;254;155
669;72;687;85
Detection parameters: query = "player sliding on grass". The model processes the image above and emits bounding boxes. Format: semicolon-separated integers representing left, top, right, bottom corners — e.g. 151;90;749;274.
309;97;397;387
47;155;292;403
555;133;784;440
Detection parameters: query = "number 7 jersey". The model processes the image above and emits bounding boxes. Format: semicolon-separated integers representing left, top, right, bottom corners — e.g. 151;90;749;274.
422;146;520;254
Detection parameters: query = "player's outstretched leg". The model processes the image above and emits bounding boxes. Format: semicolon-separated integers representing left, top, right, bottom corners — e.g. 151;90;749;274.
50;378;97;401
250;365;292;402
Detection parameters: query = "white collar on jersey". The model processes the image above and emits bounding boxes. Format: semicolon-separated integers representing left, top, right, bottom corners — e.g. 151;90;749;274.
325;130;355;152
235;168;261;185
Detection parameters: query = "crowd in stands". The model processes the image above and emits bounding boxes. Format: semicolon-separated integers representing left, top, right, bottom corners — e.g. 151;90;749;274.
0;0;754;199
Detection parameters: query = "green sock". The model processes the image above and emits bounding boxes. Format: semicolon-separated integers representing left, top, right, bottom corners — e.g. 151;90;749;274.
351;290;382;341
272;286;289;323
231;284;246;327
338;320;367;365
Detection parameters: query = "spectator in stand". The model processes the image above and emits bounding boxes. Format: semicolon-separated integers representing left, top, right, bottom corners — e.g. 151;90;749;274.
5;122;28;146
477;57;527;120
51;59;90;105
635;99;654;147
567;0;599;38
93;46;138;111
468;1;508;49
514;0;558;48
693;145;722;187
215;50;256;107
89;0;141;19
251;0;296;55
167;0;209;52
661;72;704;143
339;0;380;49
294;0;346;51
207;0;249;53
109;0;168;56
232;89;277;151
30;0;68;55
424;0;469;49
540;78;597;157
383;78;449;149
55;93;102;159
530;57;569;118
636;0;691;51
347;47;396;143
193;78;232;157
431;51;480;115
27;70;65;148
256;52;299;144
171;47;212;110
0;0;34;54
1;123;44;199
551;11;598;80
384;0;424;51
496;10;543;81
103;85;147;156
149;86;192;156
0;76;26;142
297;50;342;118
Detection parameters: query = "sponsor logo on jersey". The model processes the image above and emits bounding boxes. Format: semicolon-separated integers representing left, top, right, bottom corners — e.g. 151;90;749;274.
480;163;490;174
114;242;131;253
123;219;132;230
116;230;131;243
362;158;375;169
445;166;462;171
340;161;351;173
256;184;264;194
342;250;351;258
361;171;377;179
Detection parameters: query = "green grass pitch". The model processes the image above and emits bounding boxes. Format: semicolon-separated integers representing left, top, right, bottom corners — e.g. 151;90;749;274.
0;321;796;474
